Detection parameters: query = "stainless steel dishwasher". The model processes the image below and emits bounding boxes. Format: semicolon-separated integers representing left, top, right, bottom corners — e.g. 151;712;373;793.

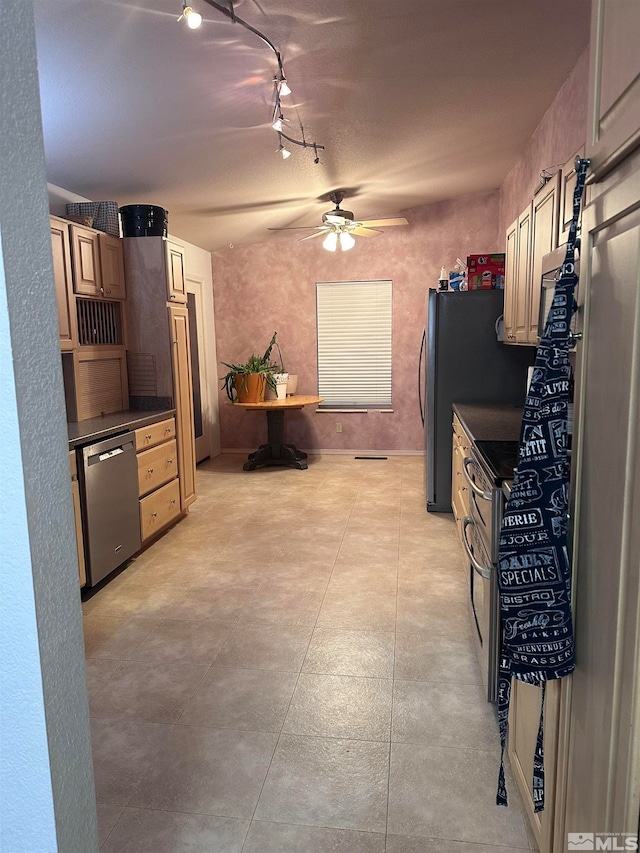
79;431;141;586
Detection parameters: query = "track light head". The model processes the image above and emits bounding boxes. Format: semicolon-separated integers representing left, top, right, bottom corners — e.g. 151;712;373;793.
179;3;202;28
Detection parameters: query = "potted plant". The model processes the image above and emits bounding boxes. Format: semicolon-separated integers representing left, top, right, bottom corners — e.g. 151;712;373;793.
221;332;284;403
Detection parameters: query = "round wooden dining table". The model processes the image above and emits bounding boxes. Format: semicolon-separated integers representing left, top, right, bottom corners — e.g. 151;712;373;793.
228;395;323;470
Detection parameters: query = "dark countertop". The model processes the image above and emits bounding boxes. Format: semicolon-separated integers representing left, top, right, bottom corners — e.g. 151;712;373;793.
452;403;524;442
68;409;175;449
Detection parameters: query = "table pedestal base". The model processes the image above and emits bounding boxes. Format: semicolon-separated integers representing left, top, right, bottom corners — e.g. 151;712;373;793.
243;409;308;471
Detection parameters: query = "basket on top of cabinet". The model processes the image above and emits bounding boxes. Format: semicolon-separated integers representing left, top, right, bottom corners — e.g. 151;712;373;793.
135;417;181;542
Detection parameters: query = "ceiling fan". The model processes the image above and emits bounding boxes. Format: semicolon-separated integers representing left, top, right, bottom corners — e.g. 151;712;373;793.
268;191;409;251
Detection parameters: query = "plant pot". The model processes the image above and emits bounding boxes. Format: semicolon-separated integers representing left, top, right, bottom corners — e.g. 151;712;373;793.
286;374;298;396
234;373;266;403
265;372;289;401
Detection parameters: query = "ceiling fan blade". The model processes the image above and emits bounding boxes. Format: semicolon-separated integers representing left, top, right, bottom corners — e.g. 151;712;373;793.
268;226;323;231
350;226;383;237
299;230;328;241
324;214;349;225
358;217;409;227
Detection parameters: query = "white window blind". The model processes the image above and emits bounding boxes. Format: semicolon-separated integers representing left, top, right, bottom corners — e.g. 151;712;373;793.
316;280;392;410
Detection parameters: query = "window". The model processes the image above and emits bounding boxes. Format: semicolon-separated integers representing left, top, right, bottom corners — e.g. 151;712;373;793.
316;280;392;410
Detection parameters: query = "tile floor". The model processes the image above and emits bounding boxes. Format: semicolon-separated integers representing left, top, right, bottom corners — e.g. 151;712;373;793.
83;453;537;852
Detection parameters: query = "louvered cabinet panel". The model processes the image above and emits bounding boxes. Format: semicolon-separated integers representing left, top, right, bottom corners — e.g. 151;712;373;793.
74;349;129;419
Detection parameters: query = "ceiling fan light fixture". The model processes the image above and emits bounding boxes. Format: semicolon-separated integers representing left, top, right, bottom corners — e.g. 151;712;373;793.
339;230;356;251
323;232;338;252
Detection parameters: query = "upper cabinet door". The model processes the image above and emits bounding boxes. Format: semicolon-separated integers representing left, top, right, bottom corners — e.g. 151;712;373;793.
98;233;126;300
514;204;533;344
503;217;518;344
50;216;76;350
70;224;102;296
166;240;187;303
587;0;640;179
527;173;560;344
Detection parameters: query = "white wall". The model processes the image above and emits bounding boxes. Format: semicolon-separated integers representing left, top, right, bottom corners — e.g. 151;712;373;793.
0;3;98;850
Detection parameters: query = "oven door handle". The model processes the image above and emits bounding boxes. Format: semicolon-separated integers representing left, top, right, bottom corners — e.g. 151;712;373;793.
462;457;493;501
462;516;492;580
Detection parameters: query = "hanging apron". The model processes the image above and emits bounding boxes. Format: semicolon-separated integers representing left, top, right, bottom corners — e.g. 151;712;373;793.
496;158;589;811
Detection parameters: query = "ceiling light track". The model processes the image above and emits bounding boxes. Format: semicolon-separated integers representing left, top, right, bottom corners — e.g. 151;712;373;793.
187;0;325;163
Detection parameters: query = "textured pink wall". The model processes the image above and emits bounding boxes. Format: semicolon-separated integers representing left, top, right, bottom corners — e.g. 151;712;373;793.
212;50;589;454
212;189;501;452
498;49;589;237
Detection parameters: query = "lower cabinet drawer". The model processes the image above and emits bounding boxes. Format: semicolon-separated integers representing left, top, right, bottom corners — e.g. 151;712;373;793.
137;439;178;497
140;478;181;542
135;417;176;452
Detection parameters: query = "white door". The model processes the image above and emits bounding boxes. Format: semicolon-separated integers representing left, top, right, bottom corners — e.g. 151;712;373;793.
186;276;211;463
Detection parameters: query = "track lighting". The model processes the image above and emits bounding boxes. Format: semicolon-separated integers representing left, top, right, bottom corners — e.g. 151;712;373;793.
179;3;202;28
278;77;292;97
178;0;324;160
339;231;356;251
323;232;338;252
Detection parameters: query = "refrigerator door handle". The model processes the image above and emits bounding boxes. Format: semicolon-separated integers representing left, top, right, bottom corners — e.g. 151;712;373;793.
418;328;426;426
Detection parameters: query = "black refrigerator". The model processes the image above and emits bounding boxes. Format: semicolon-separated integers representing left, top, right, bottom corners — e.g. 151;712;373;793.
419;289;535;512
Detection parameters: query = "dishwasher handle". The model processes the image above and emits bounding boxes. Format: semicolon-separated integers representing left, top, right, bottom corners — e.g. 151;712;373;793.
83;432;136;466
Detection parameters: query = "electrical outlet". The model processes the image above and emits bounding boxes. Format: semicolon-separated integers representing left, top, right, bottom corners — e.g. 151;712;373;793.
335;422;342;433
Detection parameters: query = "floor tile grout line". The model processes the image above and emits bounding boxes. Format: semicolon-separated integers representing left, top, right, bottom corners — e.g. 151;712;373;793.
238;467;360;852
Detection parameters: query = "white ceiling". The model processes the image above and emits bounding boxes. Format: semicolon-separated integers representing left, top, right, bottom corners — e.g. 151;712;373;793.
33;0;590;252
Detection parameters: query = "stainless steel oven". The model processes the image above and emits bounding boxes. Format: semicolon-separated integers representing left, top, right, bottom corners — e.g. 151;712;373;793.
460;442;513;703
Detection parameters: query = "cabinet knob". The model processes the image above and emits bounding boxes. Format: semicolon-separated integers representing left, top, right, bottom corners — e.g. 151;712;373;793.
165;427;171;433
168;458;174;464
148;467;154;474
170;499;176;505
145;434;152;441
151;511;158;518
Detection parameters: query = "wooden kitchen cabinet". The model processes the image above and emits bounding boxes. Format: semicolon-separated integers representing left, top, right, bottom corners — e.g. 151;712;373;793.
451;414;471;541
98;232;126;300
69;450;86;587
167;240;187;303
586;0;640;179
50;216;76;351
509;678;562;851
169;305;197;510
123;239;197;515
504;172;560;346
70;223;102;296
527;173;560;343
134;417;181;542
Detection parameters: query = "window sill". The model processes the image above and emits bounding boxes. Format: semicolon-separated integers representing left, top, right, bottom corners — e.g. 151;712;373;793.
315;408;394;414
